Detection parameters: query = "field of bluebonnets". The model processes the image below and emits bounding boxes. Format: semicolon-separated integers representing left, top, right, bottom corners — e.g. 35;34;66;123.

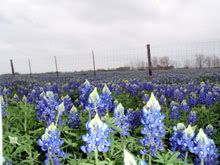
0;69;220;165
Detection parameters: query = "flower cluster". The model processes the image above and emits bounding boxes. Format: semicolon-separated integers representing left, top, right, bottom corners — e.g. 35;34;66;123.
190;129;219;165
170;123;219;164
77;80;93;108
68;105;80;128
85;84;114;117
170;123;195;158
114;103;130;136
37;123;67;165
170;101;180;120
140;93;165;157
81;113;112;153
35;91;60;126
187;111;198;125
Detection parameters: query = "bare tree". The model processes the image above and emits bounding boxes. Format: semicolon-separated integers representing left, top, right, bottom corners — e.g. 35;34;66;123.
184;59;190;68
152;56;158;68
212;55;220;68
159;56;170;67
195;54;205;68
204;56;212;68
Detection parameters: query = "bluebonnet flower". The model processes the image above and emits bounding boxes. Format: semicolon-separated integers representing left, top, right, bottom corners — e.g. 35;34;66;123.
204;124;216;137
123;149;137;165
37;122;67;165
68;105;80;129
170;101;180;120
126;109;141;130
114;103;130;136
180;100;190;112
159;94;167;105
62;95;73;112
12;94;19;102
173;89;184;102
35;91;60;126
99;84;114;115
140;93;165;157
142;93;149;104
81;113;112;153
188;92;198;107
205;92;215;106
85;85;113;117
78;80;93;108
170;123;195;158
190;129;219;165
187;111;198;125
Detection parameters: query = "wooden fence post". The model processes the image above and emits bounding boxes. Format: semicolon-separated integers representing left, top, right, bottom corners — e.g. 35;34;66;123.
10;59;15;76
146;44;152;76
28;59;32;76
92;50;96;78
54;56;59;76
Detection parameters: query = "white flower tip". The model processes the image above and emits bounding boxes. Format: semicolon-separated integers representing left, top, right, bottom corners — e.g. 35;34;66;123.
58;102;65;113
145;92;161;111
124;149;137;165
102;84;111;94
177;123;186;131
89;87;100;105
70;105;77;112
115;103;124;115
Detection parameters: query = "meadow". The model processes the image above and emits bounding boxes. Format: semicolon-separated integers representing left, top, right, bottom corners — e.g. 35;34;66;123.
0;68;220;165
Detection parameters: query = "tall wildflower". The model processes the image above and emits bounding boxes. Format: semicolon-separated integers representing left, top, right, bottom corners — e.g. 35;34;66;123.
114;103;130;136
36;91;60;126
99;84;114;115
140;93;165;157
81;113;112;153
78;80;93;108
190;129;219;165
170;123;195;158
68;105;80;129
37;122;67;165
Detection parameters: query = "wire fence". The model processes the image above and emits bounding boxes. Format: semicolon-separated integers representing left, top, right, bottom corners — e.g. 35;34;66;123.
1;40;220;75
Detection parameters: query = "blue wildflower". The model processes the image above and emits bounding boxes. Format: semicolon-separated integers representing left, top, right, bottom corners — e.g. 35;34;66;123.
204;124;216;137
37;122;67;165
81;113;112;153
140;93;165;157
190;129;219;165
170;123;195;158
187;111;197;125
170;101;180;120
35;91;60;126
114;103;130;136
68;105;80;129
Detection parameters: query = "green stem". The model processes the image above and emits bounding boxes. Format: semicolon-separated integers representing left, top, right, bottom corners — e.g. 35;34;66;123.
48;150;54;165
88;110;91;121
24;104;27;134
201;159;204;165
94;148;99;165
184;151;188;164
148;154;152;165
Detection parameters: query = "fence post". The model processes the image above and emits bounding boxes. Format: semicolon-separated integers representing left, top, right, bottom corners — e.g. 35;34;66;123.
28;59;32;77
10;59;15;76
92;50;96;78
146;44;152;76
54;56;59;76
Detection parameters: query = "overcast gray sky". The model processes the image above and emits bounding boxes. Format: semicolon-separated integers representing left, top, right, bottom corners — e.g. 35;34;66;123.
0;0;220;74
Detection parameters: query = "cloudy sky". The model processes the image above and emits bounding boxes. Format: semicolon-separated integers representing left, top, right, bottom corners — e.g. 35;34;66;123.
0;0;220;74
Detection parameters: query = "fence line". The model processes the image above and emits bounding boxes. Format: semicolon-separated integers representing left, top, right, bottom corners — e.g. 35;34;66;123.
1;40;220;75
